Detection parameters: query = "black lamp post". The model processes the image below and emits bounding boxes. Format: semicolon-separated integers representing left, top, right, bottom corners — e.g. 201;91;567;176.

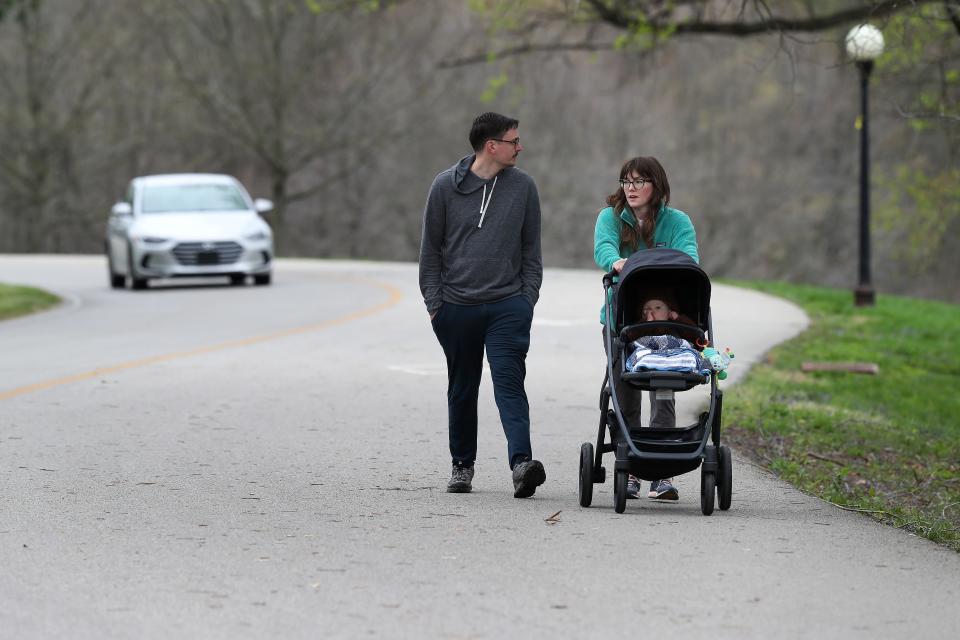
846;24;884;307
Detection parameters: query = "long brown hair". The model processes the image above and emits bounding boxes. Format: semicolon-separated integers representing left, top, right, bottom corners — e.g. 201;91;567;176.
605;156;671;252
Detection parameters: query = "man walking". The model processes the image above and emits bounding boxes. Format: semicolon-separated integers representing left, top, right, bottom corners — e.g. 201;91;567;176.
419;112;545;498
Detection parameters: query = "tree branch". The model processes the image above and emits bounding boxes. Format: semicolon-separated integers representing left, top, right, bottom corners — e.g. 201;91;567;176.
444;0;947;67
438;40;619;68
668;0;944;35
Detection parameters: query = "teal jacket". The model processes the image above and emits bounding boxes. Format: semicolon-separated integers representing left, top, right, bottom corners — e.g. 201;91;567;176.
594;204;699;324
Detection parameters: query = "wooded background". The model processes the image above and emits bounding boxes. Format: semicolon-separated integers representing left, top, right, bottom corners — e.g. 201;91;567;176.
1;0;957;301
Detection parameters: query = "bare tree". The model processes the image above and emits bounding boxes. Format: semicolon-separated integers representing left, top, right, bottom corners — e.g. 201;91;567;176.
0;0;126;251
140;0;434;249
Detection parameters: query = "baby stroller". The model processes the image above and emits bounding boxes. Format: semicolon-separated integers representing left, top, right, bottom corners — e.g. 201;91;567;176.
578;248;732;515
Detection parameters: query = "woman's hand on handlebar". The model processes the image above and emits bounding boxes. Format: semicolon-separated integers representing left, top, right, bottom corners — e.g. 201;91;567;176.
612;258;626;273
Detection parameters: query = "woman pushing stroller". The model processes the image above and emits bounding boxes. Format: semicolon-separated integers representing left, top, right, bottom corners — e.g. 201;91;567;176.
593;156;699;500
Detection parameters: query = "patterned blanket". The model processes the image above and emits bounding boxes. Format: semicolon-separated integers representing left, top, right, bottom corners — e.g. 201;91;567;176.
625;335;709;375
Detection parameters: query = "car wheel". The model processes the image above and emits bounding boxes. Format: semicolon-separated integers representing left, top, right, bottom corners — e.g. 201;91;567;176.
106;248;125;289
253;273;271;286
229;274;246;286
127;244;148;290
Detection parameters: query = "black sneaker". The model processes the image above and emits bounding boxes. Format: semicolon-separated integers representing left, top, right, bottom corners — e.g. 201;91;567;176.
648;478;679;501
512;458;546;498
447;464;474;493
626;475;641;499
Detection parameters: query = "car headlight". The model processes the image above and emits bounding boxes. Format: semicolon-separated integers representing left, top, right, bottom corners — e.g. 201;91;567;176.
245;230;270;241
132;236;168;244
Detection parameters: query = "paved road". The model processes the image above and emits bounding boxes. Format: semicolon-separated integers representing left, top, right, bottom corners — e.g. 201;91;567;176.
1;255;958;639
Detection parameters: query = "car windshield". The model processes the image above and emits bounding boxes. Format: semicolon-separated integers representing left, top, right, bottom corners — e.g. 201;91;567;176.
141;183;248;213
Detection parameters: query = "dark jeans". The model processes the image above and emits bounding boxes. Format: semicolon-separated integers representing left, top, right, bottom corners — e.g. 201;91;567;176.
432;295;534;469
601;328;676;445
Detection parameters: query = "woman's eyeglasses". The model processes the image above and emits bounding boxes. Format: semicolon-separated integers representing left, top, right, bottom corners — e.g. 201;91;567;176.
619;178;651;190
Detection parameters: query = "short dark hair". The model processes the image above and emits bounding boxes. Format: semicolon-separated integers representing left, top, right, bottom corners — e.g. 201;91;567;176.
469;112;519;152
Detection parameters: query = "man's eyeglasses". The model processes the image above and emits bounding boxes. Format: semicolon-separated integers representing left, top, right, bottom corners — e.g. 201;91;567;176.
491;137;520;148
619;178;651;190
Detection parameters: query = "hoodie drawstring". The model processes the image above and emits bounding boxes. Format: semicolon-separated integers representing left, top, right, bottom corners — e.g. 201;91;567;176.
478;176;497;229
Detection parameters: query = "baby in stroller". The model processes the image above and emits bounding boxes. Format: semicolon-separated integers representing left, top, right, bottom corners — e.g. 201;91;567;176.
623;289;704;499
625;290;706;374
638;289;696;332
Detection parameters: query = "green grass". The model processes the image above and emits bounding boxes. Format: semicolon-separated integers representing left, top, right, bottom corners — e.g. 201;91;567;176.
0;283;60;321
722;280;960;551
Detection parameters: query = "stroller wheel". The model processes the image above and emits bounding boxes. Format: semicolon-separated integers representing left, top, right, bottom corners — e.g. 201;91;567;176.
700;469;716;516
613;469;628;514
718;445;732;511
578;442;594;507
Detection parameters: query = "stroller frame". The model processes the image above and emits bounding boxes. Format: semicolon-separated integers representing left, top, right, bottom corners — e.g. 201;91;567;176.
578;249;733;515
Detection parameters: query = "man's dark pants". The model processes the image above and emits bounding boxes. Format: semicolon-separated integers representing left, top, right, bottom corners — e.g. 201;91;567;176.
431;295;533;469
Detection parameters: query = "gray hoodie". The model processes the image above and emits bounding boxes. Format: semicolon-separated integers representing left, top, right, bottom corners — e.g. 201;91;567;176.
419;154;542;314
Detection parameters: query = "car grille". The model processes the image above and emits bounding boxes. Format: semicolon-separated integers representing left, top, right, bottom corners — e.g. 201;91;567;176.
172;241;243;266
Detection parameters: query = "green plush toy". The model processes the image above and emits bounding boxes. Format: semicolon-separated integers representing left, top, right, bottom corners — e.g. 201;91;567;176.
702;346;735;380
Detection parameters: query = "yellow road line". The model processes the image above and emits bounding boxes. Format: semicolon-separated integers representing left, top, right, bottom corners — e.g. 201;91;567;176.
0;276;403;401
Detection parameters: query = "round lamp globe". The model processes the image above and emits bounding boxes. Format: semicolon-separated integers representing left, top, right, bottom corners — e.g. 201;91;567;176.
845;24;884;61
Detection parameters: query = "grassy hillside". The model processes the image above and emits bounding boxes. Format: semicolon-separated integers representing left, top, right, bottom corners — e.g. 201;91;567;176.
724;281;959;551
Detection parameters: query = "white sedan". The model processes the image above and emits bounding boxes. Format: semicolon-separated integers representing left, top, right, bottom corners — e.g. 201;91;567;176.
105;173;274;289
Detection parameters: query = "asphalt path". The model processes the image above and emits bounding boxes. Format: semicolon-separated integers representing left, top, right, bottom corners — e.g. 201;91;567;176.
1;255;958;639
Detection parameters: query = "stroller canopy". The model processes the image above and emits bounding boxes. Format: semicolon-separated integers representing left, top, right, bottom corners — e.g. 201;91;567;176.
614;248;711;330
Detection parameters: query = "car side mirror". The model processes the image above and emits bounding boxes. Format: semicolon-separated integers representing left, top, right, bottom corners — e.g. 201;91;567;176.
111;202;132;216
254;198;273;214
